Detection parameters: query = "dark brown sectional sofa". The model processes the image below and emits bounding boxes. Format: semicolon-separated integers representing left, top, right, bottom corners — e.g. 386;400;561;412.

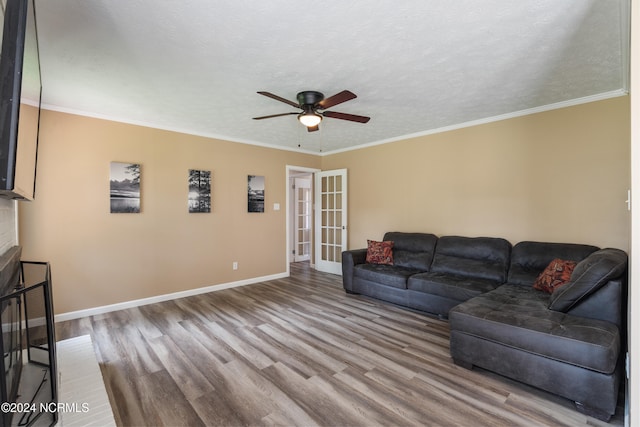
341;232;627;421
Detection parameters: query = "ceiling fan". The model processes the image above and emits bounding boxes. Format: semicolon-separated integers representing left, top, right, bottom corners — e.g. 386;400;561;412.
253;90;370;132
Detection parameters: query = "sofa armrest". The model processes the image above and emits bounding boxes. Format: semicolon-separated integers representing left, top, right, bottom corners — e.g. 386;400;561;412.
549;248;627;316
567;278;625;327
342;249;367;292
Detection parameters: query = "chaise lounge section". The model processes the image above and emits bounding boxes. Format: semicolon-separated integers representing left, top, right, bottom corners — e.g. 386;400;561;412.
341;232;628;421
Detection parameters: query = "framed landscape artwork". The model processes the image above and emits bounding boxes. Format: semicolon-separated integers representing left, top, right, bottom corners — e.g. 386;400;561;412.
110;162;141;213
189;169;211;213
248;175;265;213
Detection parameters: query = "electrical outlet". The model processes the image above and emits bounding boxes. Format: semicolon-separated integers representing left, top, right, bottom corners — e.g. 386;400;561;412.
232;262;238;270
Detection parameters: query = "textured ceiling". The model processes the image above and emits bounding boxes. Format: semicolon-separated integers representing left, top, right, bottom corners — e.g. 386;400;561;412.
35;0;629;154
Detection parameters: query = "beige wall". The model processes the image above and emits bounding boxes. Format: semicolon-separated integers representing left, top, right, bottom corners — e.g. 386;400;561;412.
18;96;630;315
322;96;630;252
19;110;320;314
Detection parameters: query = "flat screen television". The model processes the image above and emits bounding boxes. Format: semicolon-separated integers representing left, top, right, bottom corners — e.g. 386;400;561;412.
0;0;41;200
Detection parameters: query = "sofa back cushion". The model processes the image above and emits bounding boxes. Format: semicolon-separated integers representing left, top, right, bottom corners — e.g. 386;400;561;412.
430;236;512;282
507;241;599;286
548;248;628;312
383;232;437;271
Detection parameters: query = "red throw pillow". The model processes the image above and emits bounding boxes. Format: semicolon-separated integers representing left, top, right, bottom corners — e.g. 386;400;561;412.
533;258;577;294
366;240;394;265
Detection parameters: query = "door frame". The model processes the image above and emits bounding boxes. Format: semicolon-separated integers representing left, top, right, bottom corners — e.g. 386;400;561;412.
285;165;320;276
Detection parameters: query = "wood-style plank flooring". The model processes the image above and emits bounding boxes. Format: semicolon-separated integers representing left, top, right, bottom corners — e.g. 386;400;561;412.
56;262;625;426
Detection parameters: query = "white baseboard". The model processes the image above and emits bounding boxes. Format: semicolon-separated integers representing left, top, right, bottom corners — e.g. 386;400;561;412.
54;272;289;323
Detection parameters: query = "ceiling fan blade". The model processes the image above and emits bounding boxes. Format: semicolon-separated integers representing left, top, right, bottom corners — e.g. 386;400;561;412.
257;91;300;108
253;112;298;120
317;90;357;109
307;125;319;132
322;111;370;123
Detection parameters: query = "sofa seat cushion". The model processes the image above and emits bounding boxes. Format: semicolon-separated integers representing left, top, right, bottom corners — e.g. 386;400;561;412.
353;264;422;289
407;272;502;302
449;285;620;374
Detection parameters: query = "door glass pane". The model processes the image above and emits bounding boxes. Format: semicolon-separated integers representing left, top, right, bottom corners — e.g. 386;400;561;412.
336;175;342;192
328;176;334;192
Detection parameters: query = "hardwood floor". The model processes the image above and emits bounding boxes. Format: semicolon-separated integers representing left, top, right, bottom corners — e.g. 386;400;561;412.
56;262;624;426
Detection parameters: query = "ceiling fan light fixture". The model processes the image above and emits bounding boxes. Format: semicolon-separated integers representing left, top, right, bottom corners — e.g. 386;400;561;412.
298;111;322;127
255;90;369;129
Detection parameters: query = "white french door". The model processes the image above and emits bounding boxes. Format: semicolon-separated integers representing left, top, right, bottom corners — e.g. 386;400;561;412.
315;169;347;275
293;177;312;262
